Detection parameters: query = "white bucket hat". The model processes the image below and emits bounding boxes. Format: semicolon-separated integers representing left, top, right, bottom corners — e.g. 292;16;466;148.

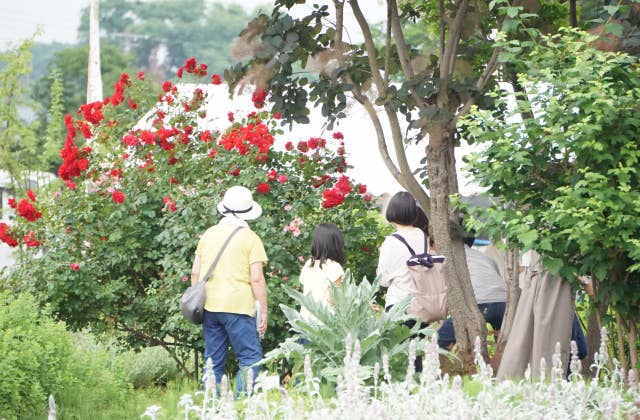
217;186;263;220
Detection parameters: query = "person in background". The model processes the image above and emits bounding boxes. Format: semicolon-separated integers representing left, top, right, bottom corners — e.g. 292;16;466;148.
377;191;430;370
437;234;507;349
497;249;574;380
298;223;345;324
190;186;268;395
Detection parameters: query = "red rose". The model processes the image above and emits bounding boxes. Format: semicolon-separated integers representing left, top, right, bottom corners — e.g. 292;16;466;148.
26;190;36;202
267;170;277;182
335;175;352;194
23;230;40;248
112;190;125;204
277;174;288;183
208;148;218;158
70;263;81;271
229;167;240;177
307;137;320;149
184;57;197;73
200;130;212;143
163;196;178;212
162;81;173;92
8;198;16;208
78;121;93;139
127;98;138;109
65;180;76;190
252;88;267;109
322;188;345;209
137;71;145;80
196;63;208;77
0;222;18;247
297;141;309;153
256;182;270;194
17;199;42;222
123;134;139;147
140;130;156;145
285;141;294;151
332;131;344;140
358;183;367;194
363;193;373;202
227;112;235;122
211;73;222;85
273;112;282;119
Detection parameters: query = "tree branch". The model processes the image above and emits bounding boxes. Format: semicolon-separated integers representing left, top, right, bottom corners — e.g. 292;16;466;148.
388;0;428;111
384;106;431;211
348;0;387;95
438;0;470;106
114;322;192;375
449;45;500;129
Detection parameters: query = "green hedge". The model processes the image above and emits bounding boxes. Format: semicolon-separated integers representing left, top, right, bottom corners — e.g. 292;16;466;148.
0;292;129;418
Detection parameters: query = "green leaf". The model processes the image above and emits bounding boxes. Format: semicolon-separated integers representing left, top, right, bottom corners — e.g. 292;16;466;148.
517;229;538;247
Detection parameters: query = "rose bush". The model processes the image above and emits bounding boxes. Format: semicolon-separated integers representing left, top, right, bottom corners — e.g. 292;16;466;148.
4;58;384;375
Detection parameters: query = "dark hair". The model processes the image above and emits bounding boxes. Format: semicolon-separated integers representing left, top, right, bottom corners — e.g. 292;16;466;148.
463;236;475;247
413;206;429;234
385;191;417;226
310;223;345;267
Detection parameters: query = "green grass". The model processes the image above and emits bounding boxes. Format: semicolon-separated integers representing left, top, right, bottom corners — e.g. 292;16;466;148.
54;377;199;419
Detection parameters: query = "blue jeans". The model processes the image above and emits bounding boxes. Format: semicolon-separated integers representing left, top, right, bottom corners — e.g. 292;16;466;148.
202;310;263;395
438;302;506;348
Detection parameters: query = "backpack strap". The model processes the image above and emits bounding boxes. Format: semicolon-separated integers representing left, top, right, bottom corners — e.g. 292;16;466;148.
392;233;416;255
393;232;440;268
392;231;429;256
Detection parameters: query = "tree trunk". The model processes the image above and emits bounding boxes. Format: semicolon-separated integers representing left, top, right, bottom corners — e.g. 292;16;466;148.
492;246;520;371
584;296;607;378
615;312;629;373
628;321;638;374
426;127;487;371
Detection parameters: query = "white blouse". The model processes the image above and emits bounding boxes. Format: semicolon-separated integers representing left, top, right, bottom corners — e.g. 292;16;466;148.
376;227;428;308
299;259;344;323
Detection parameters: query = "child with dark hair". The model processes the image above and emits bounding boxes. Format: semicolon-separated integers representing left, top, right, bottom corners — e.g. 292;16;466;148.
299;223;345;323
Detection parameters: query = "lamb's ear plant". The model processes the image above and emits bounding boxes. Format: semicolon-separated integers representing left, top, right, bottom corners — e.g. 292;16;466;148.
264;270;433;390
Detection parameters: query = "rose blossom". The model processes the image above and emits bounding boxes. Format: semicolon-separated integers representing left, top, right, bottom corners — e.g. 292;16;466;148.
322;188;345;209
256;182;270;194
112;190;125;204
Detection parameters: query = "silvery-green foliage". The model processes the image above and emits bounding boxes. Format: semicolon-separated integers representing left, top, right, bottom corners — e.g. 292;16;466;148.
265;270;432;387
152;333;640;419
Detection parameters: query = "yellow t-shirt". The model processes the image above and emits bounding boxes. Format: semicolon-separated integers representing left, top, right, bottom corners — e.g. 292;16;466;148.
196;223;268;316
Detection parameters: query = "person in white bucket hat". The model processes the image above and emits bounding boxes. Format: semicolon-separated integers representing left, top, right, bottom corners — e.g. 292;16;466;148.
216;185;263;220
190;185;268;395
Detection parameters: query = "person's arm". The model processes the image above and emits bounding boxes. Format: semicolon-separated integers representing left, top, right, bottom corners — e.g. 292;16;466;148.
250;261;268;334
190;254;201;286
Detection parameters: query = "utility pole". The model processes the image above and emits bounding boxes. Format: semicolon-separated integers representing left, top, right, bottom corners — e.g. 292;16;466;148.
87;0;103;103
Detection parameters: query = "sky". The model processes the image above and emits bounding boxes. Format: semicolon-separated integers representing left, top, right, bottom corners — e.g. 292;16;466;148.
0;0;480;196
0;0;276;45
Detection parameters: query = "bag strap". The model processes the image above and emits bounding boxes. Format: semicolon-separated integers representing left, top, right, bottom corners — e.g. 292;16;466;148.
392;231;429;256
201;226;243;283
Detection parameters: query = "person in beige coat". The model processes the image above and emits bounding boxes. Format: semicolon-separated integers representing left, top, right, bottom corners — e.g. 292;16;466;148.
497;250;574;379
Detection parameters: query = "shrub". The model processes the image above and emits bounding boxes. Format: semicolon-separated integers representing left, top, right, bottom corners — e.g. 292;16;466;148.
0;292;130;418
0;292;73;418
55;332;130;415
122;346;180;388
5;62;383;371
